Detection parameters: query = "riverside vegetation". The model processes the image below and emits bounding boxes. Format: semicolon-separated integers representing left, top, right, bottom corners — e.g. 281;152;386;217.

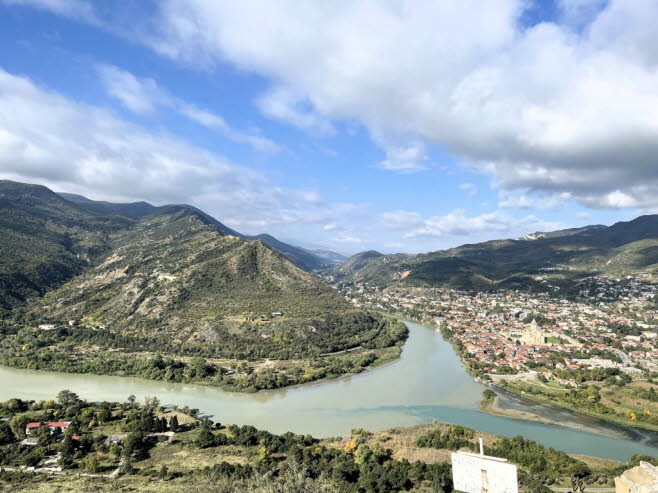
0;181;407;391
1;391;654;493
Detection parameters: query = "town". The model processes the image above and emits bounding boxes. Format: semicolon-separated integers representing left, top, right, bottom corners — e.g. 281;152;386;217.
338;276;658;429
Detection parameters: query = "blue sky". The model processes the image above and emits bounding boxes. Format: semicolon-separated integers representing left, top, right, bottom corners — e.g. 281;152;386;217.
0;0;653;254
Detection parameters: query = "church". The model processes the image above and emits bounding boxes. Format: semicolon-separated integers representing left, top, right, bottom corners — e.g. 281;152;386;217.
520;319;552;345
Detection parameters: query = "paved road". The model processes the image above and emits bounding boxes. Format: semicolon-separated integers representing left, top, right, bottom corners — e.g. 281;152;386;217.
551;488;614;492
610;347;632;366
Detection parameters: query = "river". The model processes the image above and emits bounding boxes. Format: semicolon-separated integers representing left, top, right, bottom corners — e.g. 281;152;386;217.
0;321;656;461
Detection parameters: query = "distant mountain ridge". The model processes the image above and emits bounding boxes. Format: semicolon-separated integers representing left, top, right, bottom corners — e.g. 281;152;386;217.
520;224;607;241
335;216;658;291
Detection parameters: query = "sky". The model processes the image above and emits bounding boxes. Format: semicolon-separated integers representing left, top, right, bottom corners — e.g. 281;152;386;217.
0;0;656;255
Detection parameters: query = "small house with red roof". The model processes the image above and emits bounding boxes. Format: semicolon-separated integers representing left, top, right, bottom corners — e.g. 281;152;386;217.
25;421;71;435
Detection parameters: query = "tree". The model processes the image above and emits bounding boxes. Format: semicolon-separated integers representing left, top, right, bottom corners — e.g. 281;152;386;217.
121;457;135;475
96;407;111;425
159;464;169;480
586;387;600;404
170;415;179;432
57;390;80;407
81;455;100;473
59;435;75;469
9;412;33;440
196;419;215;448
0;422;15;445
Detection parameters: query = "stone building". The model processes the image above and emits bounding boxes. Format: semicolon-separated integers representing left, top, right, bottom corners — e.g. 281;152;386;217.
615;461;658;493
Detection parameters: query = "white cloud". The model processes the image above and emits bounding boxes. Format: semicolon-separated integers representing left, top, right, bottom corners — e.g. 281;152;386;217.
498;191;571;210
140;0;658;208
97;64;166;114
256;86;334;136
403;209;565;239
374;142;429;173
380;210;423;230
2;0;96;22
459;183;478;196
97;64;280;153
0;68;346;233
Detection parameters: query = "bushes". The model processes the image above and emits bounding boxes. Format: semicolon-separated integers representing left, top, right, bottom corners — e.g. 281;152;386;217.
486;436;590;477
416;425;476;451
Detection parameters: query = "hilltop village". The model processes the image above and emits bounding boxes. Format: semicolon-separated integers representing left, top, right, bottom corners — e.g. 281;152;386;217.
338;276;658;429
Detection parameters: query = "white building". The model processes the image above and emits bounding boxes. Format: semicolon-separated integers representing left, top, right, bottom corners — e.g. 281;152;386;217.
452;441;518;493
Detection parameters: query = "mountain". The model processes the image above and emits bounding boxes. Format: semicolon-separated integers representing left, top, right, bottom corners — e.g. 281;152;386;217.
58;192;331;271
338;251;385;273
0;180;401;363
58;192;158;218
334;217;658;291
308;249;346;264
0;181;133;309
243;234;335;271
31;208;379;355
521;224;606;241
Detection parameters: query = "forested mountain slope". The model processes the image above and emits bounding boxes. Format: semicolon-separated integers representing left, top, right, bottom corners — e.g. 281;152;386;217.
0;181;131;310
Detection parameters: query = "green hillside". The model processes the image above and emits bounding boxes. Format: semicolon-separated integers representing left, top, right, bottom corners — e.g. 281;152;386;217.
0;181;132;311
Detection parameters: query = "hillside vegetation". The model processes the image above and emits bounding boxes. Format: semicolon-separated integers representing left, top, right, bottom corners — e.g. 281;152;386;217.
0;393;644;493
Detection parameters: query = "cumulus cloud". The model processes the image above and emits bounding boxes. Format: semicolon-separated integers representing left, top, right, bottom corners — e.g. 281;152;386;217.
403;209;565;239
140;0;658;208
97;64;280;153
0;68;347;232
374;142;429;173
256;87;334;136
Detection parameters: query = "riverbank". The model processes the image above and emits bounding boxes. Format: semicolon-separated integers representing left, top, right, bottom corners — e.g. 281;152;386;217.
479;391;639;441
491;379;658;433
0;393;633;493
0;321;408;394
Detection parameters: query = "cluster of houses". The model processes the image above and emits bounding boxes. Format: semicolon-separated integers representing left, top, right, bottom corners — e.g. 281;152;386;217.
340;276;658;383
